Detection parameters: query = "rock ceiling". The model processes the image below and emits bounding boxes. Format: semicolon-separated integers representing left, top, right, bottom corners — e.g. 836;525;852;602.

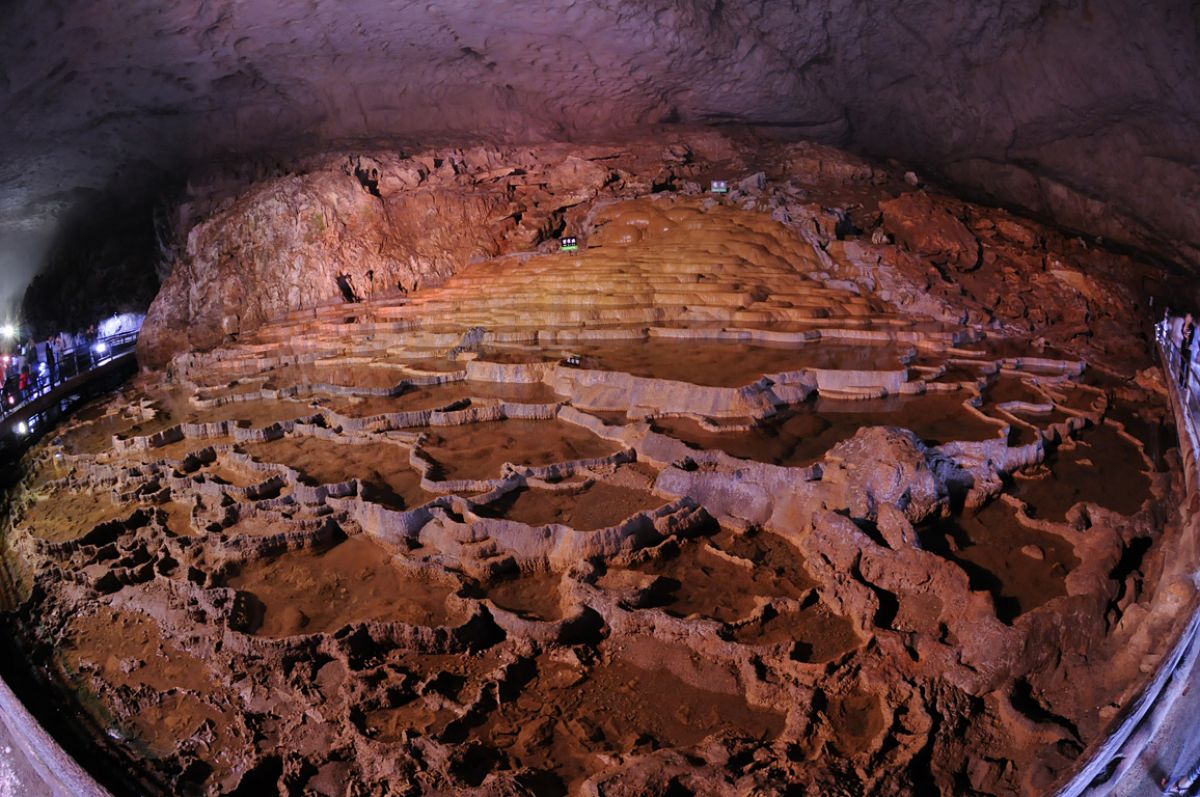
0;0;1197;298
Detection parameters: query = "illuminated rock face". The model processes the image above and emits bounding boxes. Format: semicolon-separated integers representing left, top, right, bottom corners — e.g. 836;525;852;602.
140;134;1190;371
0;0;1197;287
3;140;1193;796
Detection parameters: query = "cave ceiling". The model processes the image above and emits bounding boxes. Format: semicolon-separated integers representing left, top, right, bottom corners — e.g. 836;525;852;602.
0;0;1197;305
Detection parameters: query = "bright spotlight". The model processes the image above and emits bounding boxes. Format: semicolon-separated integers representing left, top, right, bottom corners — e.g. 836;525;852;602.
93;341;108;354
0;324;15;339
16;421;27;435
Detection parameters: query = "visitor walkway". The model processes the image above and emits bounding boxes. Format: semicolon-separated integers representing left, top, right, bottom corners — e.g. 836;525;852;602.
1159;330;1200;487
0;332;138;446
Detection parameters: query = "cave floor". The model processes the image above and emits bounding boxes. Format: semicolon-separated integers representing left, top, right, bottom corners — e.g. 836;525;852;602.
0;194;1184;797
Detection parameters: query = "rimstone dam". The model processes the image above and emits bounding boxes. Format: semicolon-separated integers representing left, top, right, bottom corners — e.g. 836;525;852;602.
0;4;1198;797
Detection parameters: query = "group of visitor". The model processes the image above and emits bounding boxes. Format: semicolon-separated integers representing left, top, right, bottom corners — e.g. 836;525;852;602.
1;325;100;409
1159;309;1198;391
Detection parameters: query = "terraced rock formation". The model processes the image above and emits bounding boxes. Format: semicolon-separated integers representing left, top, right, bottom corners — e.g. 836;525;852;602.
0;139;1191;797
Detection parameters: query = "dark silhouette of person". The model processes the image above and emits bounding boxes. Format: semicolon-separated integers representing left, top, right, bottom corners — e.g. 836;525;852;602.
1181;313;1196;388
2;368;16;407
47;340;59;385
335;273;361;303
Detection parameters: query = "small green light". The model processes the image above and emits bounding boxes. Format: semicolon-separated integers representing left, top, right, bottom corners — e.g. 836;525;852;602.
560;236;579;251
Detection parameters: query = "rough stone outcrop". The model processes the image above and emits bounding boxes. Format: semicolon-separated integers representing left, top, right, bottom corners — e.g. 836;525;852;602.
880;192;981;273
141;134;1193;374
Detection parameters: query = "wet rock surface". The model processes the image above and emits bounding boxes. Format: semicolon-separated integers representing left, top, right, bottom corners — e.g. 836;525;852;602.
0;141;1192;796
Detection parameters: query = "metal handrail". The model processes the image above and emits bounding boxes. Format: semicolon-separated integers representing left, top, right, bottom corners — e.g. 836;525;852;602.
1;331;139;421
1157;323;1200;478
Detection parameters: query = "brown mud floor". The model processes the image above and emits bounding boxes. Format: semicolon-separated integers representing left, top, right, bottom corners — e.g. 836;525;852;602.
57;414;181;456
470;651;787;794
21;490;131;542
53;607;241;767
418;419;621;482
982;375;1047;407
1106;401;1177;472
241;437;431;509
653;392;1000;466
481;571;567;621
179;399;318;428
477;479;666;531
1011;423;1152;521
618;537;812;622
262;363;419;391
225;535;459;636
572;338;908;386
0;184;1186;797
124;436;235;465
918;500;1080;623
318;380;563;418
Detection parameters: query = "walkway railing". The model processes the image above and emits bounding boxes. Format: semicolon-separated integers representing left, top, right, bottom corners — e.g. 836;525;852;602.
1158;323;1200;485
1;331;139;423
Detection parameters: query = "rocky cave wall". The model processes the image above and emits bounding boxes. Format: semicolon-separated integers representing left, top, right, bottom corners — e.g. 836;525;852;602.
140;133;1189;375
2;0;1198;332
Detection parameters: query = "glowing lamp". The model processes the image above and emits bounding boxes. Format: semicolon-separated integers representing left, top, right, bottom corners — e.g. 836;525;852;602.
710;180;729;194
17;421;27;435
94;341;108;354
0;324;14;339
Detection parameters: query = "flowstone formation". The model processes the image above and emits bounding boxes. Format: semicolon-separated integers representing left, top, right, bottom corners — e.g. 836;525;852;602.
0;136;1192;797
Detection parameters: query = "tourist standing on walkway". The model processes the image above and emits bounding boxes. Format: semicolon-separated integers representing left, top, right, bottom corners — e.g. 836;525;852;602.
34;338;48;387
74;329;88;370
46;336;59;385
86;324;99;367
2;368;16;407
1181;313;1196;389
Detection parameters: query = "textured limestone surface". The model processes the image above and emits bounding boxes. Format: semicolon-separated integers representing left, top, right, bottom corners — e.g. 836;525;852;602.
1;0;1197;304
0;140;1194;796
141;133;1189;371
